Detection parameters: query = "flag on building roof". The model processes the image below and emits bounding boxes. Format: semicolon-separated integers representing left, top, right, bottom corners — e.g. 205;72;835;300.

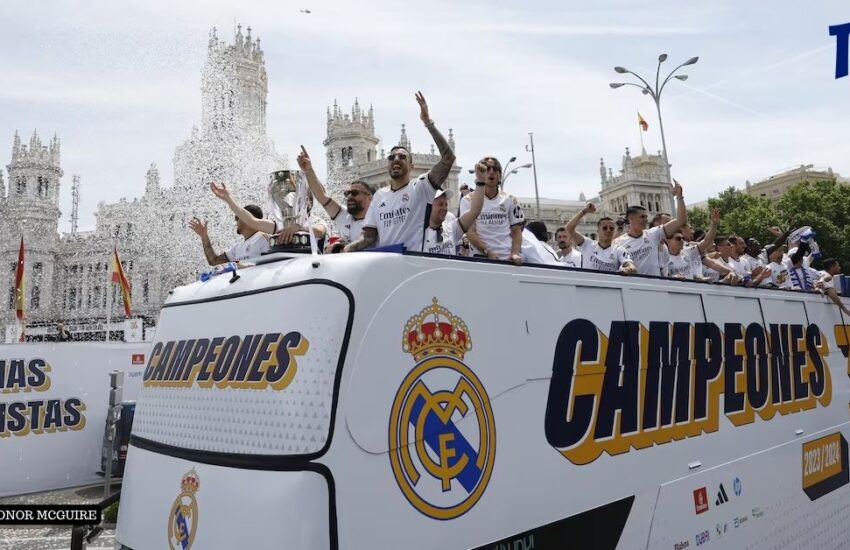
111;247;133;317
638;112;649;132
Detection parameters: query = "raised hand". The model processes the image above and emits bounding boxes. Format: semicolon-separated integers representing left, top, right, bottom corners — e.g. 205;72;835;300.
767;226;783;237
584;202;597;214
209;182;230;201
671;178;683;198
710;208;720;224
415;91;431;124
189;217;208;238
297;145;313;172
474;161;488;182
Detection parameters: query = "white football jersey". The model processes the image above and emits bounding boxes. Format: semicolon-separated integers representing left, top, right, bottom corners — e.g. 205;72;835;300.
667;246;700;279
576;239;632;272
424;217;463;256
226;231;270;261
364;174;436;251
559;248;583;268
614;226;666;276
331;206;367;244
461;192;525;259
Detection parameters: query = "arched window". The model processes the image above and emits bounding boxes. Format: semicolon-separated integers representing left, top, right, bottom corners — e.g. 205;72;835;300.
17;176;26;195
367;150;372;162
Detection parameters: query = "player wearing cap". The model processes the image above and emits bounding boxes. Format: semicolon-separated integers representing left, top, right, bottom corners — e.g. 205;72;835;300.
564;203;635;274
345;91;455;252
461;156;525;264
296;146;374;248
424;165;485;256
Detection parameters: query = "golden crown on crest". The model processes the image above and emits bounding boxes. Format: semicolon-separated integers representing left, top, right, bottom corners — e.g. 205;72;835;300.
403;298;472;361
180;469;200;494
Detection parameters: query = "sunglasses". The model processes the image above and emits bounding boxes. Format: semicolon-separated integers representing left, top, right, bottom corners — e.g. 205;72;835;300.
387;153;408;161
600;225;616;231
344;189;363;197
483;165;500;173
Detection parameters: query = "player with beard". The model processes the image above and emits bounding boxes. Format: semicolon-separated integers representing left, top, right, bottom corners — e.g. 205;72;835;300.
553;227;582;267
296;146;374;249
564;203;635;274
613;180;686;276
461;156;525;264
345;91;455;252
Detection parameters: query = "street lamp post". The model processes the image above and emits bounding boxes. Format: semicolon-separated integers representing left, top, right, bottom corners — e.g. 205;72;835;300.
525;133;541;218
610;54;698;213
501;163;533;188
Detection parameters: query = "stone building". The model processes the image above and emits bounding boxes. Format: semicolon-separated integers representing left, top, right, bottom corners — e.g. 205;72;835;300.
323;100;462;214
743;164;843;201
0;25;284;342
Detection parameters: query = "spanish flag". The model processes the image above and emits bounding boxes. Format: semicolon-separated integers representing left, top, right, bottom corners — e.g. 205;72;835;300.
638;112;649;132
15;237;25;341
111;247;133;317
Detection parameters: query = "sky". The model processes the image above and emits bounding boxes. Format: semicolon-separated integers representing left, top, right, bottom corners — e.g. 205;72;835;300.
1;0;849;232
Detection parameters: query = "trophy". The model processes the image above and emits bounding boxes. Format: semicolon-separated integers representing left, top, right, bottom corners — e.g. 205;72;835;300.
268;169;311;250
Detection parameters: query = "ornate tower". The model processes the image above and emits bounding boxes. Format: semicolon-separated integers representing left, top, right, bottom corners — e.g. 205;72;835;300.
145;162;161;196
598;146;672;217
201;24;268;138
2;130;62;322
323;99;380;199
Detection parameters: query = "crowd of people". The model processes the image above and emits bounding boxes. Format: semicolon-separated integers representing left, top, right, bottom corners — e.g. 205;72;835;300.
188;91;849;313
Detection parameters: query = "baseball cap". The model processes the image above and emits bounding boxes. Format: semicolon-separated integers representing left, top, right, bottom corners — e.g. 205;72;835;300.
434;189;452;200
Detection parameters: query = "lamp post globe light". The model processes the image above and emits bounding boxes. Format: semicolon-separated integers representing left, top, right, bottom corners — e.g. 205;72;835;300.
610;54;698;213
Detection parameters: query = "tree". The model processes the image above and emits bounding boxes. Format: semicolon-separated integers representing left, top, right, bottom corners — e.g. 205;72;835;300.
687;206;710;231
776;180;850;264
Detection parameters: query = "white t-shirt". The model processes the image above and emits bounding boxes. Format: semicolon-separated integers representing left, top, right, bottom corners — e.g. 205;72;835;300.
741;254;762;271
461;192;525;259
766;261;793;289
225;231;270;261
364;174;436;251
558;248;583;268
576;239;632;272
520;230;562;266
424;217;464;256
684;244;704;279
658;243;670;277
614;226;666;276
331;205;368;244
668;246;701;279
727;256;750;279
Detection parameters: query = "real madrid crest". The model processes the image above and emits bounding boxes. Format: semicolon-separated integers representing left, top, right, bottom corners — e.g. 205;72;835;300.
389;298;496;520
168;468;200;550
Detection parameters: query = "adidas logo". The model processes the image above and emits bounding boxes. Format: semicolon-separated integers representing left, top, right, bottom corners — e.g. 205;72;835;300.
379;202;386;208
715;484;730;506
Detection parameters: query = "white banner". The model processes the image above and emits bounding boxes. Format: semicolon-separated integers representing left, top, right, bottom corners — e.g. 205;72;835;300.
0;341;150;497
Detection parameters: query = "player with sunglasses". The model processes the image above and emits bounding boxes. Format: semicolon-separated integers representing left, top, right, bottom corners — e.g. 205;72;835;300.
296;146;374;249
564;202;636;274
345;91;455;252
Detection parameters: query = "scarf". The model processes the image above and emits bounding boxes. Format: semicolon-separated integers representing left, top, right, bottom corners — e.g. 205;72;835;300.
789;265;814;291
